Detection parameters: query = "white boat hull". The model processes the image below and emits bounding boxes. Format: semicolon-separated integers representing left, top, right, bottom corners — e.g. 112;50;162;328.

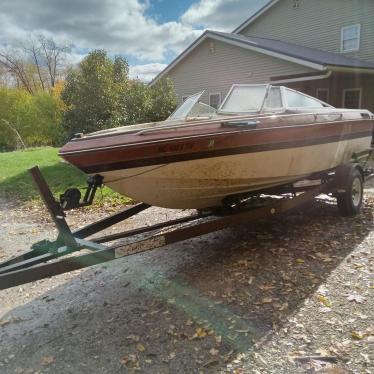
101;136;371;209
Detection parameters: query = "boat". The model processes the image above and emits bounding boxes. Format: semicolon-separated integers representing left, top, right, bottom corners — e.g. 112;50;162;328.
59;84;374;209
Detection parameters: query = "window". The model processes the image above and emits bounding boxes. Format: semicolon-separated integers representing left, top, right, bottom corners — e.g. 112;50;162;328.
264;87;283;109
343;88;362;109
169;92;204;120
285;88;324;108
316;88;329;103
220;85;268;113
209;93;221;109
341;24;361;52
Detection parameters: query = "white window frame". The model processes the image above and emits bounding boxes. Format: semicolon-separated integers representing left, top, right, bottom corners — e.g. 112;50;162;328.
283;87;331;109
341;24;361;53
263;86;285;112
219;84;269;113
209;92;221;109
342;88;362;109
316;88;330;103
218;84;332;114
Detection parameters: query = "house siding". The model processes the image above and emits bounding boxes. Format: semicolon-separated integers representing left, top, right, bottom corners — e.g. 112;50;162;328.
167;38;314;103
240;0;374;63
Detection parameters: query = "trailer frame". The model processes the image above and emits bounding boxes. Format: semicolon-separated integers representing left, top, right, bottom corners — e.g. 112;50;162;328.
0;155;373;291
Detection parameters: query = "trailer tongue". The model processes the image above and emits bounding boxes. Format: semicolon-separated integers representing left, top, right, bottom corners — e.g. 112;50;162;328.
0;157;373;291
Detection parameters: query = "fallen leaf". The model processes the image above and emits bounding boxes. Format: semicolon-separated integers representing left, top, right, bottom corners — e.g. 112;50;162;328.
190;327;208;340
354;312;368;320
258;283;275;291
353;263;365;269
351;331;364;340
347;294;366;304
120;356;130;365
210;348;219;356
296;259;305;264
315;348;331;356
41;356;54;365
261;297;272;304
318;295;332;308
120;354;138;367
279;302;289;311
126;334;140;341
360;352;370;363
196;327;207;338
317;285;329;296
136;343;145;352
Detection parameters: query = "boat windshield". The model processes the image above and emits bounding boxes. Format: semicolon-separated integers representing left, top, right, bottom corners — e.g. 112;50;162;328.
167;85;331;122
219;84;278;114
167;91;216;120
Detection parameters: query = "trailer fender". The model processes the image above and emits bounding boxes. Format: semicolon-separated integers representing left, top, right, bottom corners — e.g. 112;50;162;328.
333;163;364;192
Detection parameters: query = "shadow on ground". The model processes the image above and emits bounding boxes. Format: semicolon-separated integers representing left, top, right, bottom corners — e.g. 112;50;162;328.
0;199;372;373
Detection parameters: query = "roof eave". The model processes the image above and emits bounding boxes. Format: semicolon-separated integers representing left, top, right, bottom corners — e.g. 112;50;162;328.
149;31;325;87
149;30;209;87
233;0;280;34
211;33;326;71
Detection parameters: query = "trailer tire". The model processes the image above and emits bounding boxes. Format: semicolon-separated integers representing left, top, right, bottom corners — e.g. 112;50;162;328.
336;168;363;216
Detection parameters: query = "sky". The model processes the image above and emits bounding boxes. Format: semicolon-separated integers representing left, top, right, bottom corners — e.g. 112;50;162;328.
0;0;267;81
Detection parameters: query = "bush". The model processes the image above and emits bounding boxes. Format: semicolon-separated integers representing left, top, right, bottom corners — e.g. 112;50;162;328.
0;87;63;151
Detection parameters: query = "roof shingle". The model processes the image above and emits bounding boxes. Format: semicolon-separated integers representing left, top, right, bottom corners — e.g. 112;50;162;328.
212;31;374;70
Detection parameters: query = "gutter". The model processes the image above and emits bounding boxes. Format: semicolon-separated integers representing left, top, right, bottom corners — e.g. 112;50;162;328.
270;70;332;84
327;66;374;74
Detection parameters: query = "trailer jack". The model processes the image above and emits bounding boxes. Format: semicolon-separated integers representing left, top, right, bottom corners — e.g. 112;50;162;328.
60;174;104;210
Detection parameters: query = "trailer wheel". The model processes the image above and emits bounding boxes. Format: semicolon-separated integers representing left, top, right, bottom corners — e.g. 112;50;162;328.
336;168;363;216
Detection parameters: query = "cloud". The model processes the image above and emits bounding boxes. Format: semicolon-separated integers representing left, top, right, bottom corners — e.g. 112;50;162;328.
0;0;201;62
0;0;267;82
181;0;267;31
129;63;167;82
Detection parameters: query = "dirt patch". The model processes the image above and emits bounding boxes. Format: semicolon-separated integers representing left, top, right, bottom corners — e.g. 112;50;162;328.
0;188;373;373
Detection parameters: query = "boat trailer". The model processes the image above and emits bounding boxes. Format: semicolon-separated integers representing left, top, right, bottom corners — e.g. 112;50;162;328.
0;156;373;291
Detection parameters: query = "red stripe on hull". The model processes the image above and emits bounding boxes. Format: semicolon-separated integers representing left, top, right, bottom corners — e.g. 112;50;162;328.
60;118;373;173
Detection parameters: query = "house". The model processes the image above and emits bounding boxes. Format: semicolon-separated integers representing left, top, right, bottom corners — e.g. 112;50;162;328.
150;0;374;112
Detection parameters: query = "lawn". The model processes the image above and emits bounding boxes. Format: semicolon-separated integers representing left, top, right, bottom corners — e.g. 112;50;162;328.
0;147;131;205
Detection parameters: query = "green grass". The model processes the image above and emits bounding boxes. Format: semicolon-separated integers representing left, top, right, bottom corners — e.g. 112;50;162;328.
0;147;131;205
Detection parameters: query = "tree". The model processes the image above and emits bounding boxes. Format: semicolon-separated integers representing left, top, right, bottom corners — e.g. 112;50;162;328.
36;35;71;88
0;36;71;93
0;64;13;87
61;50;129;135
148;78;177;122
122;79;151;125
0;50;35;94
61;50;177;136
120;78;177;125
113;56;129;83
